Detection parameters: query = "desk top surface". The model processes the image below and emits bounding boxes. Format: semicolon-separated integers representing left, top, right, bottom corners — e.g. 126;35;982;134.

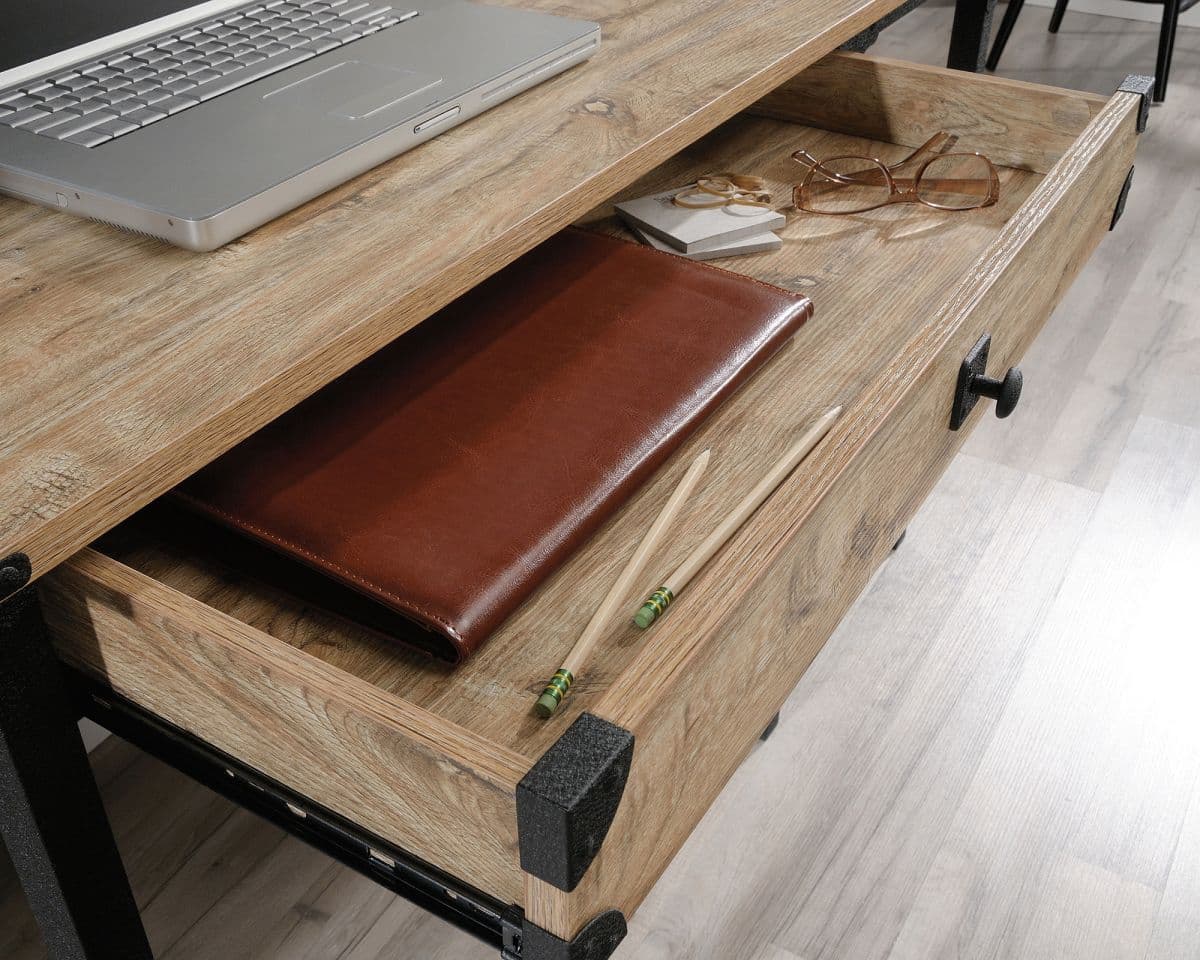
1;0;901;582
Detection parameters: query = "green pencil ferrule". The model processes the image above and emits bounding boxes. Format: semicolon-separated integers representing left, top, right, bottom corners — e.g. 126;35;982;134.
535;668;575;718
634;586;674;629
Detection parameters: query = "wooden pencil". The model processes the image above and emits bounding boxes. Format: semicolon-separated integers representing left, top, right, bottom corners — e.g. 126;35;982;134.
633;406;842;629
534;448;711;718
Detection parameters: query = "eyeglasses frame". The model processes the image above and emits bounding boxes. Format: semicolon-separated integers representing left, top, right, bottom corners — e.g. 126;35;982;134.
791;131;1001;215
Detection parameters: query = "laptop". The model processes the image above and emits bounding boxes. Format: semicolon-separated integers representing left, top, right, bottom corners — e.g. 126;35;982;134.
0;0;599;250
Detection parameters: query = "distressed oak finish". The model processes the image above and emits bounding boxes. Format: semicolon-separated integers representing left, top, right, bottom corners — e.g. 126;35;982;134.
0;0;909;588
752;52;1109;174
43;53;1142;934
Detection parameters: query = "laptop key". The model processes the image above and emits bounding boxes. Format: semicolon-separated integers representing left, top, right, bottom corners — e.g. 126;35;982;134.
56;75;97;91
99;88;138;106
4;94;44;111
40;95;83;112
163;77;199;94
71;84;107;101
347;5;392;22
114;99;152;116
92;118;140;138
155;94;200;115
50;110;117;138
28;111;81;133
137;88;173;105
84;67;123;82
5;107;53;128
64;128;112;147
299;37;341;54
72;98;112;115
123;106;169;126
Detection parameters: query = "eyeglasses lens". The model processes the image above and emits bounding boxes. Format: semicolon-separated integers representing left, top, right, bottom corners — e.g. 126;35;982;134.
916;154;995;210
800;157;891;214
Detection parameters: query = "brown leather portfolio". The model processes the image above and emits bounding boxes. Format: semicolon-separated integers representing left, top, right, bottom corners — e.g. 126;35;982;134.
173;228;812;663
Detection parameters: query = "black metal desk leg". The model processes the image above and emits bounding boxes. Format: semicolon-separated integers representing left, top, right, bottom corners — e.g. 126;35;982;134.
948;0;999;71
0;555;152;960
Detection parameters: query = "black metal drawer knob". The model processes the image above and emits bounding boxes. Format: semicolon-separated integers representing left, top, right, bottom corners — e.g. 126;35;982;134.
950;333;1023;430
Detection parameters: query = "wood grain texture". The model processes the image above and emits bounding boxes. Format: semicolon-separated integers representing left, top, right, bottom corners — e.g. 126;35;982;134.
40;550;529;902
0;0;911;586
751;51;1109;174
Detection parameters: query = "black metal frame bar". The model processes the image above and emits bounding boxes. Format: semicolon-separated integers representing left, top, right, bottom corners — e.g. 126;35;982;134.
949;0;999;71
0;555;152;960
841;0;996;71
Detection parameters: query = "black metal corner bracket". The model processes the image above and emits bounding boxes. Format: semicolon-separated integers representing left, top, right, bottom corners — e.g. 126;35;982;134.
1110;166;1136;231
507;910;628;960
1117;75;1154;134
516;713;634;892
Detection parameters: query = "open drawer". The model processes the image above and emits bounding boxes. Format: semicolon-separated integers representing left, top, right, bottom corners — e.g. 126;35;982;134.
38;52;1144;956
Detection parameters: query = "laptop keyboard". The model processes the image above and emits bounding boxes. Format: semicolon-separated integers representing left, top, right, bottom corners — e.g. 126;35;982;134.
0;0;414;148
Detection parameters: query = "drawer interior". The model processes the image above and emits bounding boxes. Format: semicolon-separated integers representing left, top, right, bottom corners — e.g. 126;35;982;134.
61;54;1121;764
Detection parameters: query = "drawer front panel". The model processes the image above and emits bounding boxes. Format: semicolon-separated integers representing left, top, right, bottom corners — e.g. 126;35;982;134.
42;551;530;902
528;75;1141;936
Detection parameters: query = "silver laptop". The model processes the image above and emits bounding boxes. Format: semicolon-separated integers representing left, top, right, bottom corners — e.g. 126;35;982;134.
0;0;599;250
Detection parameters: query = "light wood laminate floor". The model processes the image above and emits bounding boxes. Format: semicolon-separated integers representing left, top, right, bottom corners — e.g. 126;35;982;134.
3;5;1199;957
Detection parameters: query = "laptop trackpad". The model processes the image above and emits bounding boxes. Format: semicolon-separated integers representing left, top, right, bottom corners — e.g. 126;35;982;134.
265;61;444;120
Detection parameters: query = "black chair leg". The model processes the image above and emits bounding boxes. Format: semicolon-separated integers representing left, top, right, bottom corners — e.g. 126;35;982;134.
1048;0;1070;32
986;0;1026;70
1154;0;1181;101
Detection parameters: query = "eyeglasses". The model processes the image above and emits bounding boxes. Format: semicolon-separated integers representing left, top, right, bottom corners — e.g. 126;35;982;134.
672;173;773;211
792;132;1000;215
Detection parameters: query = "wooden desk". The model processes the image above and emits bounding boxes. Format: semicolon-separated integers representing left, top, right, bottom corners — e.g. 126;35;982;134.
0;0;1146;956
2;0;922;585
